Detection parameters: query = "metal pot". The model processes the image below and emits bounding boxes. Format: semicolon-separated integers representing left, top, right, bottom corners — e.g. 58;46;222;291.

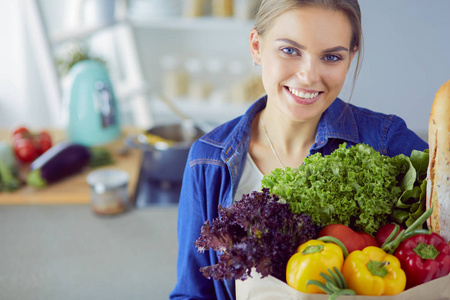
125;122;205;182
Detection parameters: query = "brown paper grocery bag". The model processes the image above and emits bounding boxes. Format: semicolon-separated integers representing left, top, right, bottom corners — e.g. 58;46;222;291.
236;271;450;300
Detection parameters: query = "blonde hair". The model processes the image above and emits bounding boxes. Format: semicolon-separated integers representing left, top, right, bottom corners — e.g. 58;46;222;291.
254;0;364;98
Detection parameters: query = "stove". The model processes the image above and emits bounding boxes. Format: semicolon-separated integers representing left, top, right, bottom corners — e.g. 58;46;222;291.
133;167;181;208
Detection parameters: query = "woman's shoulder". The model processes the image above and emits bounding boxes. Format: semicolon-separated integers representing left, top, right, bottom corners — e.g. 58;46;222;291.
340;99;396;121
343;100;421;136
187;114;247;167
199;116;243;148
331;99;427;156
333;99;410;131
190;97;266;158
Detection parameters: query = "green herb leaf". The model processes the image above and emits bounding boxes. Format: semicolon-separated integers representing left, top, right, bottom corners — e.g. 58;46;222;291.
393;149;429;228
261;143;406;235
410;149;429;182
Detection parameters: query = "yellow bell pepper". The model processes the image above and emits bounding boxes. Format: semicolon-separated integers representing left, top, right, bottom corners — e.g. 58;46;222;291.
342;246;406;296
286;239;344;294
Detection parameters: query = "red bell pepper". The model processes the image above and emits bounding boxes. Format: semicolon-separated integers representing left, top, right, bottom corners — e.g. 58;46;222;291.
394;232;450;289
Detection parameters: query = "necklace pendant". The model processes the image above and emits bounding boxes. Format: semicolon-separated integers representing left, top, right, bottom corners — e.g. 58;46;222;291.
260;118;286;170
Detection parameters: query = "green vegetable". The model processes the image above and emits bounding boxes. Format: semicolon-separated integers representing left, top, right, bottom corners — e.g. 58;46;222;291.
0;161;20;191
0;141;16;169
391;149;429;227
88;147;115;167
307;267;356;300
261;143;409;235
0;141;20;192
194;189;319;281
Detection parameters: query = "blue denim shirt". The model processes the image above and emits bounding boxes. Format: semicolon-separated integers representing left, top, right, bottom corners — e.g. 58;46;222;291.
169;96;427;300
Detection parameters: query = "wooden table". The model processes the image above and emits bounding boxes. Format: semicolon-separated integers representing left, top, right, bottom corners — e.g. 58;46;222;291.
0;128;143;205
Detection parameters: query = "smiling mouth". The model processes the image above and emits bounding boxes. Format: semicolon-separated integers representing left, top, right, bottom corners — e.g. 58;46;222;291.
287;86;322;99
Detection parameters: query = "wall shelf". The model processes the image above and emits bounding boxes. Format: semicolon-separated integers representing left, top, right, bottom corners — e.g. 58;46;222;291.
149;96;251;126
130;16;254;31
50;16;253;45
50;19;127;45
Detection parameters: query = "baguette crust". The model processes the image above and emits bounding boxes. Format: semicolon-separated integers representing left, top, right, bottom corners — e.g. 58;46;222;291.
426;80;450;243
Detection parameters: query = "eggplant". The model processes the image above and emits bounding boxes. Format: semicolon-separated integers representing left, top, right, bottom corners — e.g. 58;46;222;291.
26;142;90;188
26;142;114;188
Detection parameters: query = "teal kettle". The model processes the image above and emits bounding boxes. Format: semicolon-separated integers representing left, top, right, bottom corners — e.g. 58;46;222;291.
64;60;121;146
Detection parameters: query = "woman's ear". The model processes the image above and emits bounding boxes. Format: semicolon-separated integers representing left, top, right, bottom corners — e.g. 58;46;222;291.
250;28;261;64
349;45;358;66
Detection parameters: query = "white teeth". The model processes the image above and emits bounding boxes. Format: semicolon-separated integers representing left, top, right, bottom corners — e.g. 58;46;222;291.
288;87;319;99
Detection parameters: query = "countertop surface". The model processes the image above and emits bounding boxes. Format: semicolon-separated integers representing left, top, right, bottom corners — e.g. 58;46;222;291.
0;205;179;300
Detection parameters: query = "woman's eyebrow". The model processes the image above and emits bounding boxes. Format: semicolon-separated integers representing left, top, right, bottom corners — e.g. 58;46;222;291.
276;38;349;53
323;46;349;53
276;38;305;49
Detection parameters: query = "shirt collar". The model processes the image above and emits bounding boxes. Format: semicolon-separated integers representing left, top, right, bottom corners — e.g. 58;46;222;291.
209;96;360;159
219;96;266;162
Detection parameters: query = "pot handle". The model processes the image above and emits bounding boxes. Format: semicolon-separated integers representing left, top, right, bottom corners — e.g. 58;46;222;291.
124;134;152;151
124;134;172;153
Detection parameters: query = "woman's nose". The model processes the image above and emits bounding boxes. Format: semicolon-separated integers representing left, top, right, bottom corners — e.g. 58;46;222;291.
296;58;319;84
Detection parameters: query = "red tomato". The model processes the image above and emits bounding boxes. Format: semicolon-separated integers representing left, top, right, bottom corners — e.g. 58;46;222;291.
36;131;52;155
318;224;367;253
357;232;378;248
11;126;53;162
376;223;404;247
13;138;38;163
12;126;31;141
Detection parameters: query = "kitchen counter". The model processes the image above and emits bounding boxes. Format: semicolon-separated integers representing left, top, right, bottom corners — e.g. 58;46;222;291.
0;128;180;299
0;205;179;300
0;128;142;205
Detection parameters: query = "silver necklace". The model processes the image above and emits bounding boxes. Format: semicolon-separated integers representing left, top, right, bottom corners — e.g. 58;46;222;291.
260;117;286;169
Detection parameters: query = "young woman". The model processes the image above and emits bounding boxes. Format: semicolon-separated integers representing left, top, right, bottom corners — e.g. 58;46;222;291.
170;0;427;299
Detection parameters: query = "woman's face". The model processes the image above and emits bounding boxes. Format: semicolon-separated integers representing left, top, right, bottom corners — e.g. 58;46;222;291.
251;6;356;123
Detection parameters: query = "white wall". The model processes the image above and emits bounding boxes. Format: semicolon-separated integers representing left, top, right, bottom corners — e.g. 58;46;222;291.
0;2;27;128
1;0;449;140
345;0;450;140
0;1;57;130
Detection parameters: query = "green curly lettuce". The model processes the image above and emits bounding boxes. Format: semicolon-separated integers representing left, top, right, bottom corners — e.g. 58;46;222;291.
261;143;410;235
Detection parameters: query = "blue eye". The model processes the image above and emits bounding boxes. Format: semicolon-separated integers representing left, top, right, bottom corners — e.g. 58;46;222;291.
282;47;298;55
324;54;341;62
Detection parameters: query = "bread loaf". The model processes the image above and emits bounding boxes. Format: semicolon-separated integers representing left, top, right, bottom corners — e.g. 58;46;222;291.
426;80;450;243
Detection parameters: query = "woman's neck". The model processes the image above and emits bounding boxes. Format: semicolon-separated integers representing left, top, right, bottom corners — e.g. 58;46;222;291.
259;106;319;157
249;105;320;174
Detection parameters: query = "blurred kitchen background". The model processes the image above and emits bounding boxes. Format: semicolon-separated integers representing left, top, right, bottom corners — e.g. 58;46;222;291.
0;1;449;300
1;0;263;132
1;0;449;139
